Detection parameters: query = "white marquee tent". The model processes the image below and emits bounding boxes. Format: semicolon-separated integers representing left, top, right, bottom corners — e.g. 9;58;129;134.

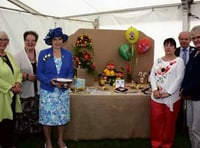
0;0;200;59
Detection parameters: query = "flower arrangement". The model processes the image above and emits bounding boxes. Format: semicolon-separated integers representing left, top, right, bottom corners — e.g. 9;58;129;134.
73;34;96;73
75;34;93;49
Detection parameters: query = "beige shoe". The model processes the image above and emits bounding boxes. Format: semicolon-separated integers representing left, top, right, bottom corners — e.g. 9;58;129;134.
44;143;53;148
58;141;67;148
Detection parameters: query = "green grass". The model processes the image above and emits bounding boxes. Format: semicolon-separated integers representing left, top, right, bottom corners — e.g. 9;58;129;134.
15;132;190;148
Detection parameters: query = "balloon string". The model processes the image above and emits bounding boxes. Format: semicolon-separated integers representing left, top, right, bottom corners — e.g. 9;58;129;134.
135;48;138;65
125;50;130;60
126;62;131;74
136;56;138;65
130;44;134;74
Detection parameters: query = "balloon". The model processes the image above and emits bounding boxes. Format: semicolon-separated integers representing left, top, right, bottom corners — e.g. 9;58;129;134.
125;26;139;44
136;37;151;54
119;43;134;61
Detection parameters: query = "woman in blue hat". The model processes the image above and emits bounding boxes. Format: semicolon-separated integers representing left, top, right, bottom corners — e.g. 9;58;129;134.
37;27;73;148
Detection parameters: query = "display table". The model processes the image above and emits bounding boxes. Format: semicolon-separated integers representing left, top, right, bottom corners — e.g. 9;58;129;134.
63;87;151;140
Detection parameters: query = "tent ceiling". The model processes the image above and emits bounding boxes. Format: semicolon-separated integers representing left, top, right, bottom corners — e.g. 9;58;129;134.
1;0;199;18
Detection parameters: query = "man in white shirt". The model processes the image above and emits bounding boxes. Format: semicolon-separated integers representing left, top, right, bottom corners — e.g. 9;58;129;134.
175;31;195;63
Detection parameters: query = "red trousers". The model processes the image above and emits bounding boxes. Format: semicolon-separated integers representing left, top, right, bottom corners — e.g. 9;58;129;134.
150;99;181;148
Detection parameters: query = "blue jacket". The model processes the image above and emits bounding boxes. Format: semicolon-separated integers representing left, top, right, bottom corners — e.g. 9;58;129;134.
181;49;200;100
37;47;73;92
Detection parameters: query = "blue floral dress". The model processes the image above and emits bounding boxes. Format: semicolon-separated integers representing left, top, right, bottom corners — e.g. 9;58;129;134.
39;57;70;126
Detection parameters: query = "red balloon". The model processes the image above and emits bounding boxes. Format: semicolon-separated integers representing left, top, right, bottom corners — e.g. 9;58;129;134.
136;38;151;54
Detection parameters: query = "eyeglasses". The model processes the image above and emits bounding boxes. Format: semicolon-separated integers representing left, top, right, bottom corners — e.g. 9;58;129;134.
0;38;9;42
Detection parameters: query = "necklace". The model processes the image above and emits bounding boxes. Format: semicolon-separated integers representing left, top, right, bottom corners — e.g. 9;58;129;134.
53;49;61;58
25;49;36;63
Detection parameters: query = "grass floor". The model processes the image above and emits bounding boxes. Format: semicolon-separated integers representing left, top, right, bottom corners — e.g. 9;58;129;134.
15;132;190;148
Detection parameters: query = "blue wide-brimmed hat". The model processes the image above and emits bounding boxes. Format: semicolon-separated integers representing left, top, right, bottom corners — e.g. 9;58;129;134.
44;27;68;45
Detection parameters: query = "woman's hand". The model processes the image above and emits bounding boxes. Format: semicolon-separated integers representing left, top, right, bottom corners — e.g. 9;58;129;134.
23;73;37;81
160;92;171;98
27;74;37;81
11;82;22;94
51;79;59;87
153;90;161;99
51;79;70;89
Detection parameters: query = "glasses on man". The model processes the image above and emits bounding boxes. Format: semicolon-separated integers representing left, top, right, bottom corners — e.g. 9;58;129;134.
0;38;9;42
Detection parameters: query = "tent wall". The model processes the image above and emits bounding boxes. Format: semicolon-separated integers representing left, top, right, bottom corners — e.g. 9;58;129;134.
0;3;200;59
190;3;200;27
98;7;182;59
73;3;200;59
0;9;94;55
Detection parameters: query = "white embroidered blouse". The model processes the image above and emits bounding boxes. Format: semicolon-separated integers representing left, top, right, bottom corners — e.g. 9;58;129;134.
149;57;185;111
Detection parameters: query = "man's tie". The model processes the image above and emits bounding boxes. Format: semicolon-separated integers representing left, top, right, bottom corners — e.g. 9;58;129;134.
182;48;187;65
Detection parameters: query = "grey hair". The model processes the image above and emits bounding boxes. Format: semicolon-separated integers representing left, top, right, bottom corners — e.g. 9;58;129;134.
0;31;8;37
191;25;200;34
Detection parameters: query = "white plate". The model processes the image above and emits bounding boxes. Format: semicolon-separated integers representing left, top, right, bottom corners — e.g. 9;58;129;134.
54;78;73;83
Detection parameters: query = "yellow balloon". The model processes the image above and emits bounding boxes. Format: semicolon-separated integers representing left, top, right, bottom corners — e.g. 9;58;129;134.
125;26;139;44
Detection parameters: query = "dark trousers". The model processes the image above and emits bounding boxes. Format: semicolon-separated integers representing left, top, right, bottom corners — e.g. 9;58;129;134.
0;119;15;148
176;99;189;136
0;95;16;148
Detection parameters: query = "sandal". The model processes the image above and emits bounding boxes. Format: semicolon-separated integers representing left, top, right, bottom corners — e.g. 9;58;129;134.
58;141;67;148
44;143;53;148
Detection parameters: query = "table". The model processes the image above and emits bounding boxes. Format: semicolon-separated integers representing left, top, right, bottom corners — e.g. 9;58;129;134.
63;90;151;140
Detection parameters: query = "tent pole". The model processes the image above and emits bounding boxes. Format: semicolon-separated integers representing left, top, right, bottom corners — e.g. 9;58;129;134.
0;6;94;23
182;9;189;31
181;0;193;31
8;0;40;14
181;0;192;31
62;3;181;19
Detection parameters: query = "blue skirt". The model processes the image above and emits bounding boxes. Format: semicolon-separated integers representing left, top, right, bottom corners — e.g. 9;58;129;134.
39;88;70;126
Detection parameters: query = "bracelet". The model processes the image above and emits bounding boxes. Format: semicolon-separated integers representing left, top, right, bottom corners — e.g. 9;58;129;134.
26;74;29;80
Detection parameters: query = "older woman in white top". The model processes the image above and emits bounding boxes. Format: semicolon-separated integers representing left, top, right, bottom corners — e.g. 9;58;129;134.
14;31;41;136
149;38;185;148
